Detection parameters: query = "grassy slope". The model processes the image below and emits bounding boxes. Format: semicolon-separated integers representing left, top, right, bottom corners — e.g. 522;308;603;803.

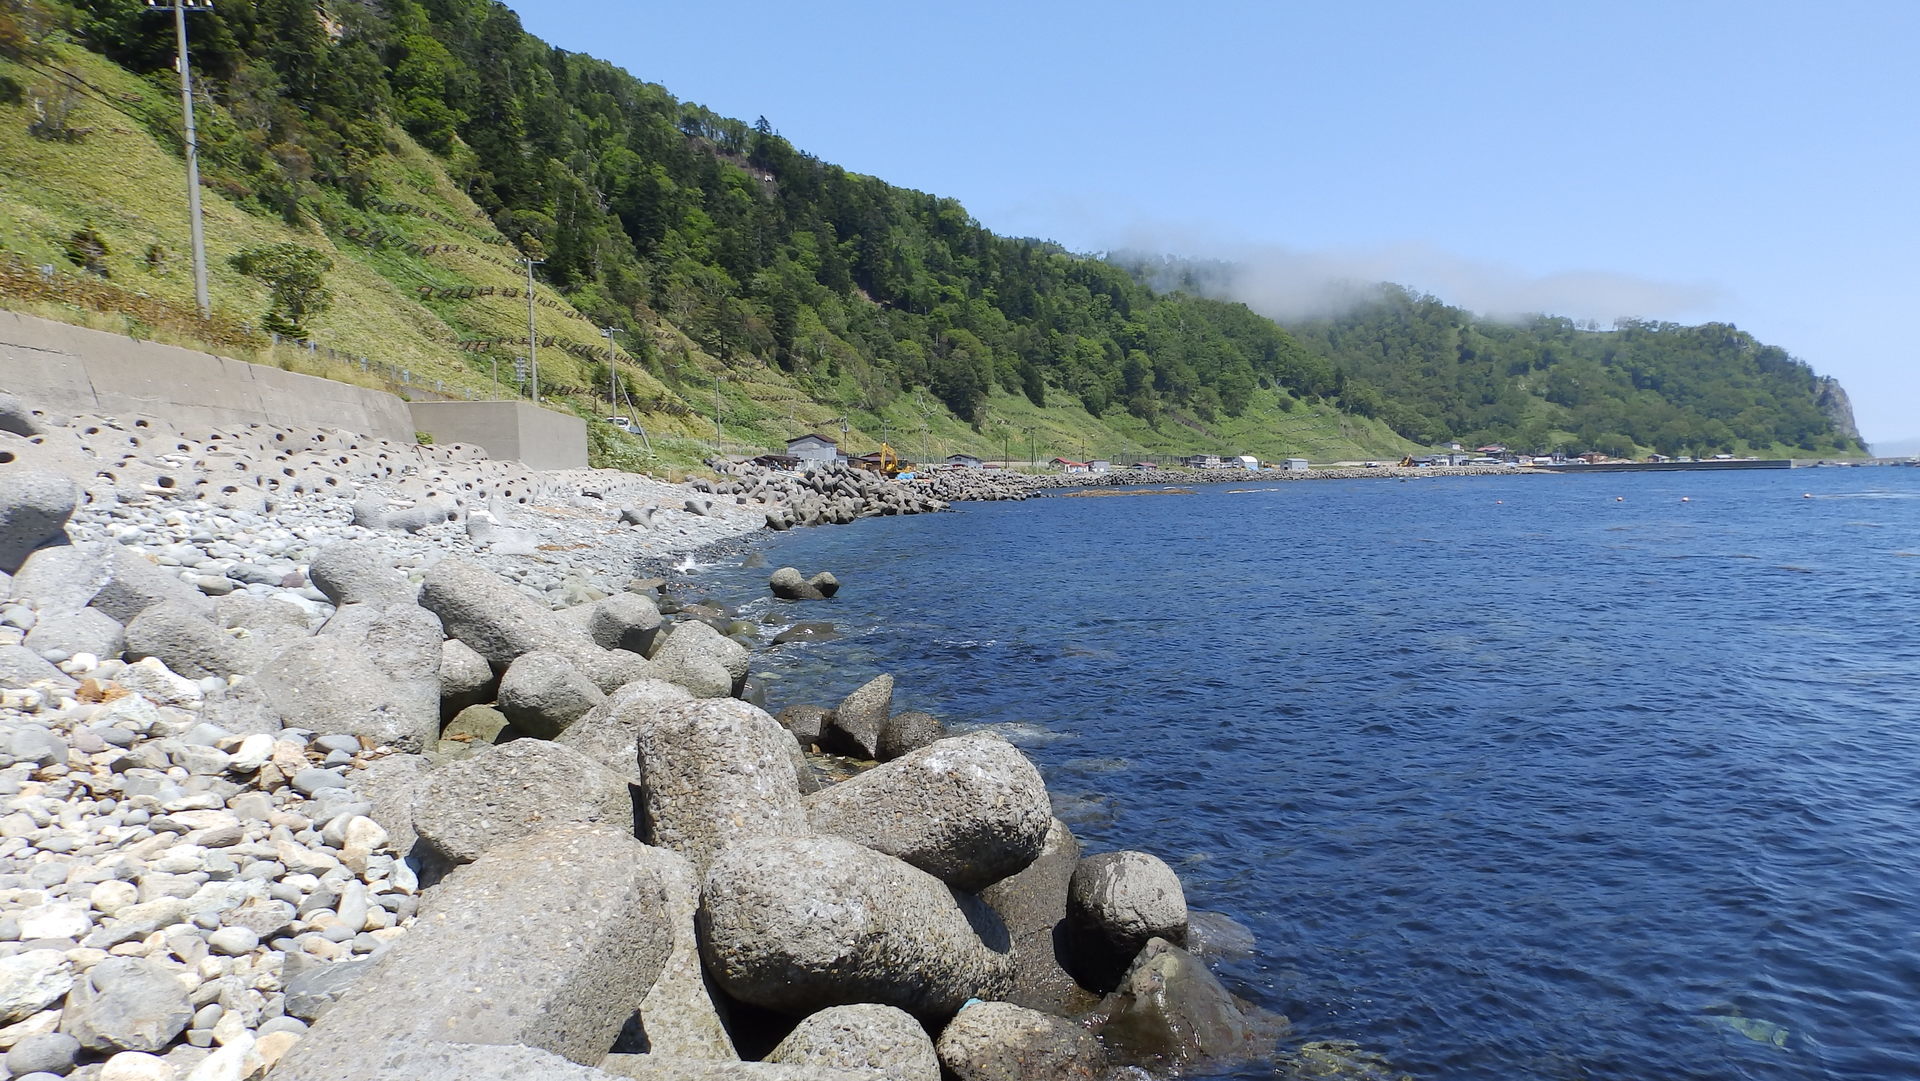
0;43;1416;473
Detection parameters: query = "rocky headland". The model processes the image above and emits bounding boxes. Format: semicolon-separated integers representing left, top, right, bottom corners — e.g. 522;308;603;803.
0;390;1397;1081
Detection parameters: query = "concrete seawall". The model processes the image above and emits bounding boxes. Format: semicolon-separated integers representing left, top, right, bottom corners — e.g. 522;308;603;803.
0;310;587;468
0;309;415;441
406;400;586;470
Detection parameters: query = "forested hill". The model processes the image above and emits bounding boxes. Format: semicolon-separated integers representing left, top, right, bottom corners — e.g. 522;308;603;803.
1116;260;1865;458
1;0;1863;463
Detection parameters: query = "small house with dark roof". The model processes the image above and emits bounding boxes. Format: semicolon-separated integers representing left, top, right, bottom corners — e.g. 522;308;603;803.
945;453;984;469
785;433;839;463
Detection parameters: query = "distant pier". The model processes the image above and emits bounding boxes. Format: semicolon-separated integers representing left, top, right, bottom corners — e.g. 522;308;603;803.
1529;459;1793;473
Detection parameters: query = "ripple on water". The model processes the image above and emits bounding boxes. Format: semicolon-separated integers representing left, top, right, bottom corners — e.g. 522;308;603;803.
687;468;1920;1081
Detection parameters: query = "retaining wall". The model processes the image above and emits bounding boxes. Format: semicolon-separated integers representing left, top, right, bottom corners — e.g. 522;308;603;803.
407;400;587;470
0;309;415;441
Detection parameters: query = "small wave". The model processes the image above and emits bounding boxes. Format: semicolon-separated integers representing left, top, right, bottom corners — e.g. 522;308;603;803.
950;720;1079;746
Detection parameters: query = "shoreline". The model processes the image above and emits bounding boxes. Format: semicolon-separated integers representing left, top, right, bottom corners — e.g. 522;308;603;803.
0;394;1353;1079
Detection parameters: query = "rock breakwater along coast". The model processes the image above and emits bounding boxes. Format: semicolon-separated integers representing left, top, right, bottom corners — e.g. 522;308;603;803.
0;389;1342;1081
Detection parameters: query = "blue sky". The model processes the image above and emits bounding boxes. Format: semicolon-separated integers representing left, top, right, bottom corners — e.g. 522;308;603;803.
509;1;1919;448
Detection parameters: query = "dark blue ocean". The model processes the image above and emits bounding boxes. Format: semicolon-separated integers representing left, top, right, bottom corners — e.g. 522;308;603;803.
684;467;1920;1080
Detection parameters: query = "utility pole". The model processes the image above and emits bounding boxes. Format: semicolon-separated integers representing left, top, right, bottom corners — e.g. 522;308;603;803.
148;0;213;319
713;373;723;448
1022;425;1038;471
603;327;618;407
520;256;543;400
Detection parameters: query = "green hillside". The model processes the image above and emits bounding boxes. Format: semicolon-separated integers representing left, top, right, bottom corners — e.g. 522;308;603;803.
1114;261;1865;459
0;0;1855;470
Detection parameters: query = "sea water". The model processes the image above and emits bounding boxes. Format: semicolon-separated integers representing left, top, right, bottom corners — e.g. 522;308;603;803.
687;467;1920;1080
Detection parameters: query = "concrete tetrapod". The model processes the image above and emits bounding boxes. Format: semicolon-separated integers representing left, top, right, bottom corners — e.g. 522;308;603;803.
555;678;695;784
821;674;889;759
803;733;1051;891
411;740;635;866
765;1004;939;1081
1063;849;1189;992
978;818;1100;1016
267;825;675;1080
934;1000;1105;1081
633;698;807;871
697;835;1015;1018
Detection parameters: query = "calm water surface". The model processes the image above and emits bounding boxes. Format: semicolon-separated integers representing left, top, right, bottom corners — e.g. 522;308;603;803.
687;468;1920;1080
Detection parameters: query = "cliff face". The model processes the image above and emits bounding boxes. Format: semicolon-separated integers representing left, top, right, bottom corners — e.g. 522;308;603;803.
1814;377;1862;446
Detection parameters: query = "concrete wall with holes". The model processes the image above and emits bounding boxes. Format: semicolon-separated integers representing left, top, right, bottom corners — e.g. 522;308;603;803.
0;309;416;442
406;400;587;471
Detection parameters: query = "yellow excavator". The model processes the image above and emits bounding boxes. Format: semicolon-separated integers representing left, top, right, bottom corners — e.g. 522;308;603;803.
877;442;911;478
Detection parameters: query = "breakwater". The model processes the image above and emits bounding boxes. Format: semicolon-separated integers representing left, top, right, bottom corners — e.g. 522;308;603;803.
0;391;1320;1081
907;463;1531;502
1529;458;1792;472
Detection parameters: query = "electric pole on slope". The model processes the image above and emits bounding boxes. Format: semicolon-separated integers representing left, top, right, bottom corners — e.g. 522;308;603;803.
603;327;618;407
520;256;544;400
147;0;213;319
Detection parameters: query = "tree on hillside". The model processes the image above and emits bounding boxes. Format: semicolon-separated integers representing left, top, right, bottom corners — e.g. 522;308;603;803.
228;243;333;339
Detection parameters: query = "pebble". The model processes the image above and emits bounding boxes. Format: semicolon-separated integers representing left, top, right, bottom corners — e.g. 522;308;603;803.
99;1050;177;1080
205;927;258;956
0;405;776;1073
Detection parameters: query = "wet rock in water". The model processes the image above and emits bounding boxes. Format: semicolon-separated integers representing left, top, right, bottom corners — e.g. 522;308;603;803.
770;621;838;646
1186;908;1258;964
59;957;193;1054
979;818;1099;1016
1091;938;1278;1072
633;698;806;871
1278;1040;1415;1081
768;567;838;602
496;650;605;739
821;674;891;759
804;733;1051;891
411;739;634;866
269;826;674;1080
1063;850;1189;992
775;704;829;748
766;1004;939;1081
876;709;944;761
698;835;1014;1018
935;1000;1104;1081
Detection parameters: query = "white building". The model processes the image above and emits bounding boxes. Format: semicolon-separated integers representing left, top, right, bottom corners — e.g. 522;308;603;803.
785;434;839;463
1283;458;1310;472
